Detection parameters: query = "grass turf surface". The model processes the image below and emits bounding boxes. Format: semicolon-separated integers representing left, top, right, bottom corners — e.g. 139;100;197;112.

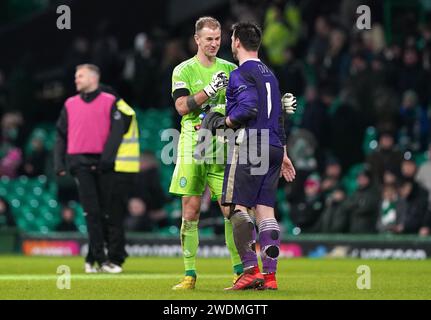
0;256;430;299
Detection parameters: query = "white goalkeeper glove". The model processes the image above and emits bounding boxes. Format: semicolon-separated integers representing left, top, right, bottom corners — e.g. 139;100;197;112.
282;93;297;114
204;71;229;98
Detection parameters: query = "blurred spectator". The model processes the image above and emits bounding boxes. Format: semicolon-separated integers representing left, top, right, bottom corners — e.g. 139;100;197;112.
157;38;187;108
344;167;380;233
285;128;318;201
306;15;331;68
394;178;430;235
328;99;364;172
63;37;91;95
132;152;169;229
1;111;24;146
345;52;378;124
219;18;236;61
124;198;152;232
377;184;398;233
383;168;399;185
0;197;15;228
230;0;265;23
8;55;35;119
263;0;301;67
320;157;342;199
400;156;417;180
397;47;429;106
22;129;49;177
300;85;331;167
321;28;349;90
92;23;123;89
289;173;324;233
367;130;403;185
0;112;23;177
123;33;158;108
398;90;429;152
277;48;306;96
417;144;431;208
0;69;7;114
0;147;22;178
370;56;399;126
363;24;386;55
56;206;78;232
319;187;348;233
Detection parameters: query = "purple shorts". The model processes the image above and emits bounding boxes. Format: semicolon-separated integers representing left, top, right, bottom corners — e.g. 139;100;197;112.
222;143;283;208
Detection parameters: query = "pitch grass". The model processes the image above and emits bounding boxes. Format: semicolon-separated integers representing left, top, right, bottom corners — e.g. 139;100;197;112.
0;256;430;300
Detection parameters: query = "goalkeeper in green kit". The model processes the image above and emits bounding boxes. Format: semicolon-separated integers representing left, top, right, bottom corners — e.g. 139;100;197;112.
169;16;297;290
169;16;241;290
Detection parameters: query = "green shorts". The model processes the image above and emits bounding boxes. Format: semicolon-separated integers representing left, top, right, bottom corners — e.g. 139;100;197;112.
169;159;225;201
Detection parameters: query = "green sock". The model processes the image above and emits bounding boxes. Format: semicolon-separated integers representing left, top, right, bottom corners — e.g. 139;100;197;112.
181;219;199;276
185;270;197;277
224;218;243;274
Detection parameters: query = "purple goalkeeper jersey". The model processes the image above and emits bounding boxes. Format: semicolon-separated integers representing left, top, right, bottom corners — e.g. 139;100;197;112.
226;59;285;148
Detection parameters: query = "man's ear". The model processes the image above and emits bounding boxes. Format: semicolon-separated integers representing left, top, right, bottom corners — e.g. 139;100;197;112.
194;34;199;46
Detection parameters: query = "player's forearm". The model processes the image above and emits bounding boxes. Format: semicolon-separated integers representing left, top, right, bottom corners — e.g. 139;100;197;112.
175;91;209;116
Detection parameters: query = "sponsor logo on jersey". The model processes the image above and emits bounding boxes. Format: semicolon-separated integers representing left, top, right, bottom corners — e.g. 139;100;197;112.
174;81;187;89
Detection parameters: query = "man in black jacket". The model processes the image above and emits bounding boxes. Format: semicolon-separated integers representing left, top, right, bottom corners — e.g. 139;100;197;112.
395;178;430;234
345;167;381;234
54;64;130;273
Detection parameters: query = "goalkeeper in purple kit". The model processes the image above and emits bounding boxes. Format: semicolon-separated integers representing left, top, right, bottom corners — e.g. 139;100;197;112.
200;22;296;290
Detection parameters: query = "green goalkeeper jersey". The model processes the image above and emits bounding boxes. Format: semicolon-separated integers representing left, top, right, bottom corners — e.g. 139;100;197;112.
172;56;237;158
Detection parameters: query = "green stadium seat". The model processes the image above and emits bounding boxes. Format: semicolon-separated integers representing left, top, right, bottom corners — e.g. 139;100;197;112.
10;199;22;211
14;186;26;198
0;176;11;188
23;210;35;222
78;225;87;233
16;218;30;231
31;186;44;198
28;198;40;209
17;175;29;187
47;199;59;209
0;187;7;197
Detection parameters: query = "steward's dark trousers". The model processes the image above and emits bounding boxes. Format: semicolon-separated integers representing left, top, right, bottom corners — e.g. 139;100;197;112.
105;172;136;266
73;168;114;266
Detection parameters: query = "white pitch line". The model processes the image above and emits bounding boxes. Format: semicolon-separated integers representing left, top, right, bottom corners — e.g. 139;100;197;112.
0;274;232;281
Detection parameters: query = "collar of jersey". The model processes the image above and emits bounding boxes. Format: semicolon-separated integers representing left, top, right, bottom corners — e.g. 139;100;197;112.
240;58;261;66
194;55;218;69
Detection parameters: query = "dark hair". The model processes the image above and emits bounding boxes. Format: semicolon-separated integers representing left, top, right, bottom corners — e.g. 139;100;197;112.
231;22;262;51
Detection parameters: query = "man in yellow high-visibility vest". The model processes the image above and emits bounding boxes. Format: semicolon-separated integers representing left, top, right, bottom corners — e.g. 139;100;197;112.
103;98;140;271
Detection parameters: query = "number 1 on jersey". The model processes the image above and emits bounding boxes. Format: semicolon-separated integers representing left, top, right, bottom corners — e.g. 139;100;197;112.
265;82;272;119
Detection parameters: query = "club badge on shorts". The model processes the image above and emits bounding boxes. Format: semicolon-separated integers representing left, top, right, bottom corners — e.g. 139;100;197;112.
180;177;187;188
